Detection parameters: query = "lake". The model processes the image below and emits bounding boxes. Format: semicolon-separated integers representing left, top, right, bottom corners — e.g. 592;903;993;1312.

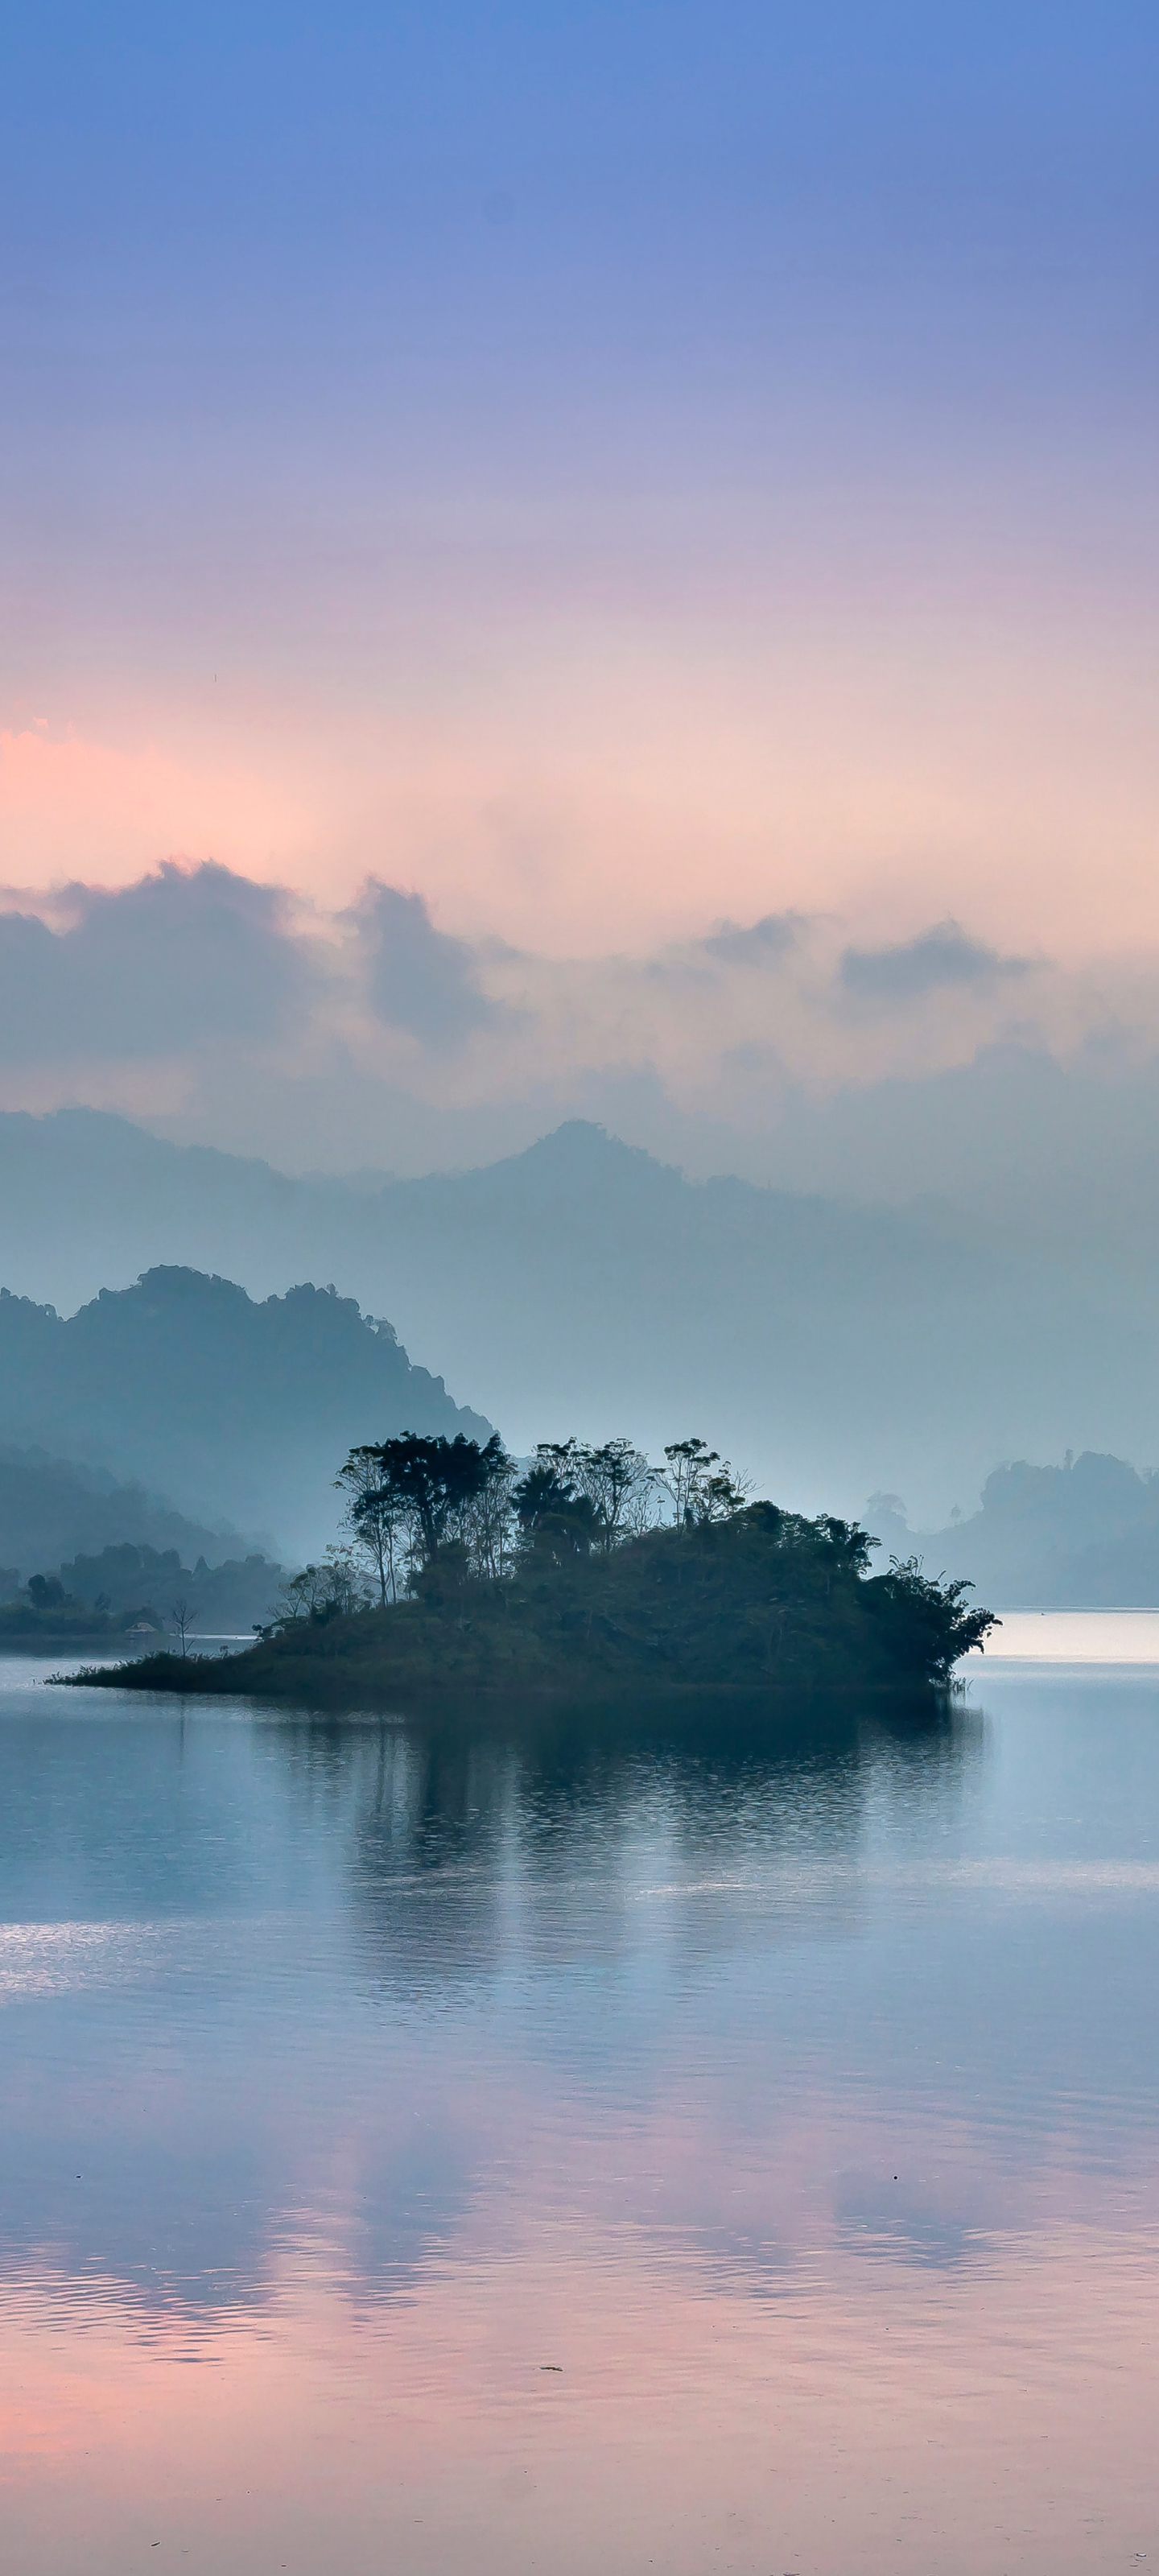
2;1624;1158;2574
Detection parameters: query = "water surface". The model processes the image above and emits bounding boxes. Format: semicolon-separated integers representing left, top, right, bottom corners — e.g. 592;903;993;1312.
2;1647;1157;2573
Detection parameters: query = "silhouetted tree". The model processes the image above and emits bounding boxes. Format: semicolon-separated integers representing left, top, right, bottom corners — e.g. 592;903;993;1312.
460;1445;520;1579
573;1437;656;1551
275;1565;324;1622
318;1543;369;1616
660;1439;750;1528
336;1444;410;1605
27;1573;68;1609
660;1438;720;1526
702;1465;750;1519
171;1596;197;1657
350;1432;511;1572
514;1447;601;1562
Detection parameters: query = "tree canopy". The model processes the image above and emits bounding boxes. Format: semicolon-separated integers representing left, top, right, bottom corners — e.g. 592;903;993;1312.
336;1431;513;1589
80;1422;997;1703
79;1492;997;1704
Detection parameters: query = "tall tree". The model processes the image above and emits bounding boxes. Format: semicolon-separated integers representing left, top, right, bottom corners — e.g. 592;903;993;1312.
660;1438;720;1528
336;1444;410;1604
459;1446;519;1580
170;1596;198;1657
573;1438;656;1552
348;1432;511;1571
660;1437;749;1528
514;1446;600;1562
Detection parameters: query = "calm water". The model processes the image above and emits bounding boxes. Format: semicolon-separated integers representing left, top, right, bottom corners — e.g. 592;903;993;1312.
2;1629;1159;2574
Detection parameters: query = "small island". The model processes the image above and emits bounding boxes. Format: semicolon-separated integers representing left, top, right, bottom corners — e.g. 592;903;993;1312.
64;1432;996;1709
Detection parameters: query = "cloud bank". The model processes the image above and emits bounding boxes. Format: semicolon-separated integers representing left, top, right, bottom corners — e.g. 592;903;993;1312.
839;920;1029;1004
357;880;503;1049
0;864;312;1063
3;853;1152;1213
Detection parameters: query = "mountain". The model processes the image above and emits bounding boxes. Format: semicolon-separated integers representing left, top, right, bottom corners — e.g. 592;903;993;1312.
0;1443;253;1591
0;1108;1155;1525
0;1109;384;1318
0;1269;491;1558
866;1453;1159;1607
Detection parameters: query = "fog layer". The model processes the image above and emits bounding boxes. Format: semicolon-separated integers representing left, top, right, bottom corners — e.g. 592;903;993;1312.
0;1111;1150;1534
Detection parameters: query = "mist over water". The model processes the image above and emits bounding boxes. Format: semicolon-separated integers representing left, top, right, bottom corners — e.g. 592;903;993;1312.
3;1649;1159;2571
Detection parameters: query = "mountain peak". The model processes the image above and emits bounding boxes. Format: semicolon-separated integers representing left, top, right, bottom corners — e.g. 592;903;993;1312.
522;1121;674;1173
487;1121;683;1201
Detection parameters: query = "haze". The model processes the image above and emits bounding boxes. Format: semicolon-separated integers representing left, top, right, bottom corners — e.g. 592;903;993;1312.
2;2;1157;1546
9;16;1159;2576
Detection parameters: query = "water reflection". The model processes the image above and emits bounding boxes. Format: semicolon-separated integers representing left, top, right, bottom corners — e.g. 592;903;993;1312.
2;1668;1159;2573
0;1690;984;2326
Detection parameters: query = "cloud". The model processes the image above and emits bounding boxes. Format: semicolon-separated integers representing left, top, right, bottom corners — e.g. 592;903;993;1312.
357;881;500;1049
703;912;799;967
839;919;1031;1005
0;860;1110;1194
0;863;312;1064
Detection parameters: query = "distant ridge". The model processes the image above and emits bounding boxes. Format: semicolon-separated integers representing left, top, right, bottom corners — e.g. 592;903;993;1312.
0;1265;492;1558
0;1107;1155;1525
0;1443;254;1585
868;1452;1159;1608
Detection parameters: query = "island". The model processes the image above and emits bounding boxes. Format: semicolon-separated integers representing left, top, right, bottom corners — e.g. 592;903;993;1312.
63;1433;996;1709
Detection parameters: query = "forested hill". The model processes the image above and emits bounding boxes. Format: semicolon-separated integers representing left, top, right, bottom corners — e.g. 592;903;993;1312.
0;1269;491;1556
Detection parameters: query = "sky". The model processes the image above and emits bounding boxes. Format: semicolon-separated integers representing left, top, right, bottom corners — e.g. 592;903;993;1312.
2;2;1157;1176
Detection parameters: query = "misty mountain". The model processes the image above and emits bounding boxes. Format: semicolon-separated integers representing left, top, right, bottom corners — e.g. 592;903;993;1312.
867;1453;1159;1608
0;1444;254;1591
0;1269;490;1558
0;1108;1155;1525
56;1544;283;1636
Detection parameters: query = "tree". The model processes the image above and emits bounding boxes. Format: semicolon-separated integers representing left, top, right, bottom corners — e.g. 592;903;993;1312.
573;1438;656;1551
274;1564;326;1623
870;1554;998;1679
270;1547;369;1629
348;1433;512;1574
701;1465;750;1520
457;1446;519;1580
660;1439;720;1527
336;1445;411;1605
514;1447;601;1563
171;1596;198;1657
27;1573;68;1609
317;1543;369;1616
660;1438;749;1529
332;1425;752;1602
516;1437;657;1557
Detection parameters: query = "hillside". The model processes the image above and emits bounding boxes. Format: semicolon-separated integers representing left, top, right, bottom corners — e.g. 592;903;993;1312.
866;1452;1159;1608
0;1107;1153;1523
73;1506;996;1708
0;1444;251;1591
0;1269;491;1558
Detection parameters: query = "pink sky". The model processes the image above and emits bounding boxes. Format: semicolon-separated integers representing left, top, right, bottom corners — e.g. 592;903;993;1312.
5;0;1157;1174
6;465;1158;970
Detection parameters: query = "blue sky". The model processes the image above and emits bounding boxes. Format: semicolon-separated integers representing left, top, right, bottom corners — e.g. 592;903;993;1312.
7;3;1156;449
